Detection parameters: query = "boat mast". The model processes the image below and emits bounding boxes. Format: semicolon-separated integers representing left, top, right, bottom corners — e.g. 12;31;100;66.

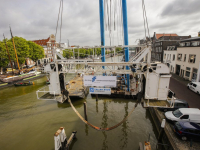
3;34;14;75
10;26;20;72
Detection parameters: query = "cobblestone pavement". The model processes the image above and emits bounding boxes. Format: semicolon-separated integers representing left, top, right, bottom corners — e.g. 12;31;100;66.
169;75;200;109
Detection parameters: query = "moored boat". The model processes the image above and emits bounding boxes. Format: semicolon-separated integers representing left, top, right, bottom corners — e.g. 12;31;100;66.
14;81;34;86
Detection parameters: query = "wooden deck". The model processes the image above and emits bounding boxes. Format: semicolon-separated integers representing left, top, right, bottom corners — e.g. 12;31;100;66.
66;76;87;98
143;99;170;108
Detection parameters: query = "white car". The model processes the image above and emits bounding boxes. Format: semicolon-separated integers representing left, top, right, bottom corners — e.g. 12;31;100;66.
187;82;200;95
165;108;200;123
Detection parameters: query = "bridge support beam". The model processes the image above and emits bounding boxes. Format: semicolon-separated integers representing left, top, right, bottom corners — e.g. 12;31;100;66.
99;0;105;69
122;0;130;91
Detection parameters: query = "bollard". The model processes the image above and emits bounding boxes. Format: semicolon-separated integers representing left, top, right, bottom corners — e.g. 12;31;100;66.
54;127;64;150
158;119;166;149
84;102;88;121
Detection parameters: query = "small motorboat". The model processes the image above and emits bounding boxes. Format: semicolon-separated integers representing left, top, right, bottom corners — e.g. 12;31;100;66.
14;81;34;86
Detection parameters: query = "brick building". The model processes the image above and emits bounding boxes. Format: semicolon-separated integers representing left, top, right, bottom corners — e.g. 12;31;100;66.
151;32;191;62
32;34;59;65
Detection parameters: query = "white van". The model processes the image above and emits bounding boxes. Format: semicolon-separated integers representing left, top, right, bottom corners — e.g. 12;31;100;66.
187;82;200;95
165;108;200;123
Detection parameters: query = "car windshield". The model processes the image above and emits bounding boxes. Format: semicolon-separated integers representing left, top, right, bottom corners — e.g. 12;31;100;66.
172;109;183;118
175;122;182;130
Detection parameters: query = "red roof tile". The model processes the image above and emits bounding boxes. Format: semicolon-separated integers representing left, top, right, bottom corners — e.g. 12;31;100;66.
156;33;178;39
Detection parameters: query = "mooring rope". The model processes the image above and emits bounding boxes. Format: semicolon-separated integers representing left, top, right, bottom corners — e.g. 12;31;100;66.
68;97;138;131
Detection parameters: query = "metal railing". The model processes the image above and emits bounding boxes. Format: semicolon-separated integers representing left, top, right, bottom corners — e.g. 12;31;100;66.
36;86;60;101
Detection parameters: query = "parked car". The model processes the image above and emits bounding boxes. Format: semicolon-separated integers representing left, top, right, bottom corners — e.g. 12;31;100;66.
165;108;200;123
173;121;200;141
159;99;189;112
187;82;200;95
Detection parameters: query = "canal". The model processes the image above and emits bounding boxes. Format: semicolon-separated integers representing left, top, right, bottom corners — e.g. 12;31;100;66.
0;73;159;150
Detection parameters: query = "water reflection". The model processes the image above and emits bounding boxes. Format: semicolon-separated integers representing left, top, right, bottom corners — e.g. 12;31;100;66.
96;101;98;113
101;100;108;150
120;102;129;149
85;124;89;136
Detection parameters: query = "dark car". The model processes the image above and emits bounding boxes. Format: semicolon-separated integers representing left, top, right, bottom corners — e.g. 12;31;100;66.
158;99;189;112
173;121;200;141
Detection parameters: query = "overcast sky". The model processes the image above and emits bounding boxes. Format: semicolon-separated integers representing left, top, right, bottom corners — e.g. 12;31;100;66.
0;0;200;46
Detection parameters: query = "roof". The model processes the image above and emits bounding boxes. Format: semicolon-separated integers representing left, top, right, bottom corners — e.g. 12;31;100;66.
180;36;200;42
175;99;187;103
158;36;190;41
180;122;200;129
192;82;200;86
179;108;200;114
32;37;50;46
156;33;178;39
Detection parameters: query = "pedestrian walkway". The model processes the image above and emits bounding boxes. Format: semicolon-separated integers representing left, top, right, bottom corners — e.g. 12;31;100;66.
171;73;190;86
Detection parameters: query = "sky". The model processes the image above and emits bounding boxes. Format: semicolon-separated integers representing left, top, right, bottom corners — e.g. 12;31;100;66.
0;0;200;46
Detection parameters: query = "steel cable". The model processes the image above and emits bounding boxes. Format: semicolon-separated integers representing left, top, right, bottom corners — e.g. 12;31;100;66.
68;97;138;131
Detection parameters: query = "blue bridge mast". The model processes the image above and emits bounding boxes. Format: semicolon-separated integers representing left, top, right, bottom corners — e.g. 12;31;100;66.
122;0;130;91
99;0;105;69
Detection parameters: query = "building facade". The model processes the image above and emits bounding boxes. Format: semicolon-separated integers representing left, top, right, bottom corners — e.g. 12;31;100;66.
151;32;191;62
163;46;177;73
32;34;59;65
175;37;200;82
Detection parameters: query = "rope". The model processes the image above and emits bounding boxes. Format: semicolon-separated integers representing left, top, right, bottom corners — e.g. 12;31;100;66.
60;0;63;43
142;0;147;43
68;97;138;131
55;0;62;40
142;0;151;43
143;0;151;42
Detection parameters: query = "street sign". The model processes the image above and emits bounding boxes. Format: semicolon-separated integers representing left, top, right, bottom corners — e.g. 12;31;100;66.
89;88;111;95
84;76;116;87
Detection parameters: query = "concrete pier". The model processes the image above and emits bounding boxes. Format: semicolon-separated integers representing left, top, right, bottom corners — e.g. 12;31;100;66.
148;107;200;150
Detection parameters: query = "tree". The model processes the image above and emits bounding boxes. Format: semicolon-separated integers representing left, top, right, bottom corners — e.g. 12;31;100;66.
116;47;122;53
27;41;44;62
0;36;45;71
0;41;10;73
8;37;30;66
63;49;73;59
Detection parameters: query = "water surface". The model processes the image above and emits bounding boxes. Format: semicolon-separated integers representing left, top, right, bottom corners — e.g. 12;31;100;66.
0;74;158;150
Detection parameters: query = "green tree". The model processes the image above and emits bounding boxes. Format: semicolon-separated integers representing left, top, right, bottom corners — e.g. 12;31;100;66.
63;49;73;59
0;41;10;73
116;47;122;53
8;37;30;66
27;41;44;62
96;48;101;55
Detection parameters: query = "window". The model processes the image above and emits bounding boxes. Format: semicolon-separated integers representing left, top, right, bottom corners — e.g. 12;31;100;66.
186;67;190;71
177;103;186;107
193;84;197;87
184;54;186;62
180;115;189;119
188;55;196;63
193;68;198;73
177;54;182;61
173;54;175;61
186;71;190;77
164;54;166;59
172;109;183;118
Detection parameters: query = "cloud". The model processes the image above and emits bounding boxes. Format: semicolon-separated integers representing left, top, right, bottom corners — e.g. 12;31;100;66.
0;0;199;46
161;0;200;17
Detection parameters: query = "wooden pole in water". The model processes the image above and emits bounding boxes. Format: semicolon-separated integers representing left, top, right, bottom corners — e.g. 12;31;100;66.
96;94;98;101
83;102;88;121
